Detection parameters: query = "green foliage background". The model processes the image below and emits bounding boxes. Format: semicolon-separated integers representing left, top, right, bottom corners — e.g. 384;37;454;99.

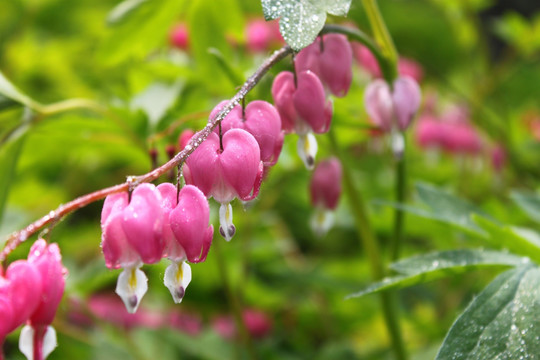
1;0;540;359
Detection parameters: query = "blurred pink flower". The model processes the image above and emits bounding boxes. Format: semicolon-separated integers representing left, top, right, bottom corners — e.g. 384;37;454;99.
169;23;189;50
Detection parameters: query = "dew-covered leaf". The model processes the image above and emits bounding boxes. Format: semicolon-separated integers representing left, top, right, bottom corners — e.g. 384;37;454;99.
261;0;352;50
436;266;540;360
511;190;540;223
347;249;527;299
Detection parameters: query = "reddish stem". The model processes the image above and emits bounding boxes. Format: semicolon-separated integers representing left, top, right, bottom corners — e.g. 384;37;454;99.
0;45;292;262
33;326;46;360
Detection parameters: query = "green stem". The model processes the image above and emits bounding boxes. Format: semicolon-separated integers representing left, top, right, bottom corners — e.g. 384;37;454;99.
38;98;106;116
213;237;258;360
329;131;407;360
361;0;398;80
391;150;406;261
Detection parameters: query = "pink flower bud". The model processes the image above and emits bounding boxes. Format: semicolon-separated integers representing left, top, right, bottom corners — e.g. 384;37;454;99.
310;158;342;210
211;100;284;166
364;76;421;132
101;183;165;269
398;58;424;83
169;23;189;50
352;43;382;78
184;129;263;204
242;309;272;339
27;240;66;327
295;34;353;97
246;19;273;52
415;114;443;149
272;71;332;134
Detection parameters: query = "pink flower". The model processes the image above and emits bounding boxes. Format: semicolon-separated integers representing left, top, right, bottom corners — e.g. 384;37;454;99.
101;183;166;313
184;128;262;241
364;76;422;133
18;240;66;360
158;183;213;303
310;158;342;211
169;23;189;50
88;295;163;330
272;70;332;168
101;183;165;269
309;158;342;236
212;309;273;340
169;311;203;336
295;34;353;97
211;100;284;167
398;58;424;83
416;114;444;149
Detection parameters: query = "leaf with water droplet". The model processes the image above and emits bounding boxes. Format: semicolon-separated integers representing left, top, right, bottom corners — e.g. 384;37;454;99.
346;249;526;299
511;190;540;223
436;266;540;359
261;0;352;50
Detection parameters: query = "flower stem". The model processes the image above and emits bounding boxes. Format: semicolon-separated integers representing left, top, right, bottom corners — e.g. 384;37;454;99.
329;130;407;360
213;238;258;360
391;148;406;261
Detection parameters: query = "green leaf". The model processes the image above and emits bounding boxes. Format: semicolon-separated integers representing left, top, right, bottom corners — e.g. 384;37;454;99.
106;0;149;25
511;190;540;223
0;132;27;224
374;183;490;235
436;266;540;359
472;215;540;265
261;0;352;50
347;249;528;299
130;81;183;127
0;71;40;110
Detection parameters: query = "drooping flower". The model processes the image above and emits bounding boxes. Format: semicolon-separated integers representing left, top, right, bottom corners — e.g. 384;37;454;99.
272;70;332;169
295;34;353;97
364;76;421;157
184;129;263;241
101;183;165;313
210;100;284;167
19;240;66;360
309;158;342;236
158;183;213;303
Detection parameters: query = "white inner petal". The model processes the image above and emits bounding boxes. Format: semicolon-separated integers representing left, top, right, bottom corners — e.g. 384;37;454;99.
297;132;318;170
164;260;192;304
310;208;334;237
115;266;148;313
18;325;57;360
219;203;235;242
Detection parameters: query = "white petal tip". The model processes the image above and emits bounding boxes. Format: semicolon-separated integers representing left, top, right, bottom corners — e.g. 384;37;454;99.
219;203;235;241
164;261;192;303
19;325;57;360
297;133;318;170
116;267;148;313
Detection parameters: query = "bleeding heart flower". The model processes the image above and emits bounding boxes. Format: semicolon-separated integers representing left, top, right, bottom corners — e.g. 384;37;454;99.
158;183;213;303
309;158;342;236
272;70;332;169
101;183;165;313
19;240;66;360
169;23;189;50
295;34;353;97
184;129;263;241
211;100;284;167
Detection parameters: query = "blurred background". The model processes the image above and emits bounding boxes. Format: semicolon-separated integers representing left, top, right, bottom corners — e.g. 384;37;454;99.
1;0;540;359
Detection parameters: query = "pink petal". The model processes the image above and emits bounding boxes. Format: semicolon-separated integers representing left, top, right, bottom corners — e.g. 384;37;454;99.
243;100;283;165
184;133;221;197
122;184;165;265
271;71;297;133
102;211;138;269
210;100;244;135
392;76;421;131
28;240;66;326
157;183;186;261
293;71;332;134
4;260;43;332
170;185;213;263
364;79;393;131
0;296;13;343
318;34;353;97
219;129;261;202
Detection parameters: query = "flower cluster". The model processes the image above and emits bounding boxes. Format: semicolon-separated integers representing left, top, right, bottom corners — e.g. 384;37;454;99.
272;34;353;169
0;239;66;360
101;183;213;312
